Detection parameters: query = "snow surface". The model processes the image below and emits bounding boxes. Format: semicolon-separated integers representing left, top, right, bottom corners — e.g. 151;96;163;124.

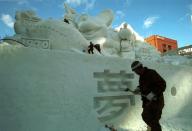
0;45;192;131
1;4;192;131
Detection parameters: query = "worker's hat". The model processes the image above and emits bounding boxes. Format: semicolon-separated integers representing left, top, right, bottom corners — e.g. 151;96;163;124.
131;61;142;71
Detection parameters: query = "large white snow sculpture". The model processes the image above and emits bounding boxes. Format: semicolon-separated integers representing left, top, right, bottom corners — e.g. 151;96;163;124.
10;9;89;51
5;3;161;60
63;5;161;59
1;3;192;131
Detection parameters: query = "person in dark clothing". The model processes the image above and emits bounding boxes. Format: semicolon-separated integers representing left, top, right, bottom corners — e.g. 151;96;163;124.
88;42;94;54
64;18;69;24
126;61;166;131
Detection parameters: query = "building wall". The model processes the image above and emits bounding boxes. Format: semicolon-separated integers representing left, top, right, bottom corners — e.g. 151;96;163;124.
163;45;192;57
145;35;178;53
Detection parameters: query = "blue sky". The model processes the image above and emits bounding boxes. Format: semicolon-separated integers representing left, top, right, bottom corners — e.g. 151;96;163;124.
0;0;192;47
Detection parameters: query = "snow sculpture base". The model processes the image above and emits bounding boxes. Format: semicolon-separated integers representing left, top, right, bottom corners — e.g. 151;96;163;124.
0;46;192;131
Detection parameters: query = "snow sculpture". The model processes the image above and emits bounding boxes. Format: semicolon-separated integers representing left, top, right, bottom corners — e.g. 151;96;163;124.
118;23;135;42
77;9;113;32
63;3;77;26
8;9;89;50
1;3;192;131
118;23;135;55
64;3;114;49
6;3;161;60
14;10;41;34
134;41;161;61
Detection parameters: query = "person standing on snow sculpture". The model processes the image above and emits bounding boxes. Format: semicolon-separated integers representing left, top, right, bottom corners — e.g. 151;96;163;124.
88;41;94;54
64;18;69;24
125;61;166;131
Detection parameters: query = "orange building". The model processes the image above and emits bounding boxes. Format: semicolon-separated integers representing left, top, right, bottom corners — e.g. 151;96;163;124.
145;35;178;53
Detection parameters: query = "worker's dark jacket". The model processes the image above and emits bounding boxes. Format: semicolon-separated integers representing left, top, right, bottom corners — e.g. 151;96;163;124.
139;67;166;107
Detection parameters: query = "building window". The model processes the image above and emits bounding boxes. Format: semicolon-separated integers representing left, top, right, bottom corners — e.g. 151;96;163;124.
162;44;166;49
168;45;172;50
163;49;167;52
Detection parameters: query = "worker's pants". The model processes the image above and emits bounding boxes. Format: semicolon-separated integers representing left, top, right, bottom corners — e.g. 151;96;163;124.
142;97;164;131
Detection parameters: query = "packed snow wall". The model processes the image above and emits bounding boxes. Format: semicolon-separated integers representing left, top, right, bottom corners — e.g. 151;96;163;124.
0;45;192;131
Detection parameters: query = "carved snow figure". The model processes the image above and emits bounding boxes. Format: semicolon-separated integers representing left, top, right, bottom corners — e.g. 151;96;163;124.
1;3;192;131
6;3;160;58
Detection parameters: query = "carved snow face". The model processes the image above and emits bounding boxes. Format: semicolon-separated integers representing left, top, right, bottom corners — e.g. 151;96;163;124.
77;10;114;33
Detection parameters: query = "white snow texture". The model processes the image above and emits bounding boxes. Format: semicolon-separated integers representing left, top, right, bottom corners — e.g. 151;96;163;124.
0;3;192;131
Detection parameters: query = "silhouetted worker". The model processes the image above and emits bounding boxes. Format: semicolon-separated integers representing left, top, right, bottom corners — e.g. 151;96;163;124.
94;44;101;53
125;61;166;131
64;18;69;24
88;42;94;54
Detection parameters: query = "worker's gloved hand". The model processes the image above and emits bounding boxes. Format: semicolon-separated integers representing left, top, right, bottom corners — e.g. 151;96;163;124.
133;87;140;95
146;92;156;101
